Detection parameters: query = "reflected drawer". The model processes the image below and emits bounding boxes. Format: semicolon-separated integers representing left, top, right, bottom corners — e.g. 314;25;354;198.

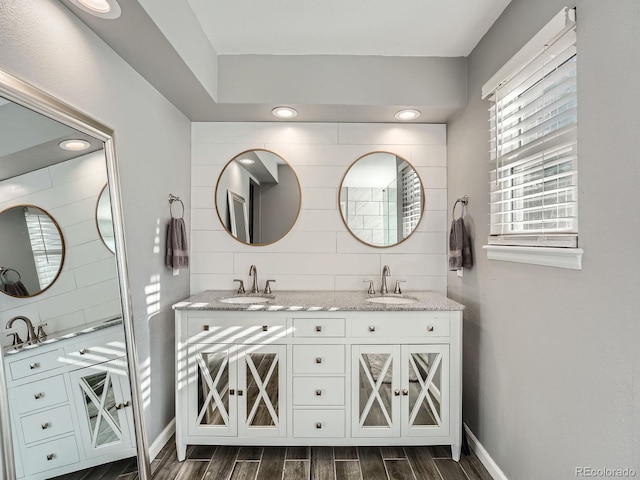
10;375;68;415
350;317;450;338
293;318;345;338
186;317;287;344
21;404;74;444
63;331;126;367
293;377;345;406
293;409;345;438
292;345;345;375
8;349;63;381
24;434;80;475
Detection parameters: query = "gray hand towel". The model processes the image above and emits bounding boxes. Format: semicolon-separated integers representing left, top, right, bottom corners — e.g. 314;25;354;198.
449;217;472;271
166;217;189;269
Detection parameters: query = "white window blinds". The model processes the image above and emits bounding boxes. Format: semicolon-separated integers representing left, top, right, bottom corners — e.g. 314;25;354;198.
24;207;63;289
485;8;577;248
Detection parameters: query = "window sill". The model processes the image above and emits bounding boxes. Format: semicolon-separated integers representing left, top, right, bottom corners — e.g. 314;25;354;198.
483;245;583;270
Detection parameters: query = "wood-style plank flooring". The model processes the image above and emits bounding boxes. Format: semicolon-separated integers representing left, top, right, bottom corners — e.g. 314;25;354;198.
55;438;493;480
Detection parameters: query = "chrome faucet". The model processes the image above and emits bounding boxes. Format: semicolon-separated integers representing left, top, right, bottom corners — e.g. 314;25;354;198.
249;264;259;293
380;265;391;294
6;316;37;345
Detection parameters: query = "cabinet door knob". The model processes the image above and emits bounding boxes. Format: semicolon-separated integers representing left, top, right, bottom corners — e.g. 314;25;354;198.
41;422;50;430
394;390;401;396
427;325;434;332
315;325;322;332
316;422;322;429
315;389;322;396
262;325;269;332
34;392;43;400
315;357;322;364
46;454;55;461
230;389;235;396
369;326;376;332
402;389;409;396
238;390;244;396
79;348;89;355
115;400;131;410
203;325;210;331
29;362;39;370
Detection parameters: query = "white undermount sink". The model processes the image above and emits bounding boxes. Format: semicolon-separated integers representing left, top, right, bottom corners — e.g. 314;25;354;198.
219;296;272;304
366;296;419;305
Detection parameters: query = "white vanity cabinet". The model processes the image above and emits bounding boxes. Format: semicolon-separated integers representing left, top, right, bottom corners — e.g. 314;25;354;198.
175;300;463;461
3;326;136;480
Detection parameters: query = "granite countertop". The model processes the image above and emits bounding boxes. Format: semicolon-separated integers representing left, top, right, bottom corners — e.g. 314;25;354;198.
172;290;464;312
3;317;123;356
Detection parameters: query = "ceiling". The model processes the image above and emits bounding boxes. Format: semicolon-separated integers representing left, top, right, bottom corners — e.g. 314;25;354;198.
61;0;512;123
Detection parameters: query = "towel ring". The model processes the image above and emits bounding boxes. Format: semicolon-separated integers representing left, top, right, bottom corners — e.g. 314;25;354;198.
0;267;21;285
168;194;184;219
452;195;469;219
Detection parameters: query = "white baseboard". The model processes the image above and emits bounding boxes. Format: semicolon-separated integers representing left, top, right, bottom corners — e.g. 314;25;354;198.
149;418;176;461
464;423;509;480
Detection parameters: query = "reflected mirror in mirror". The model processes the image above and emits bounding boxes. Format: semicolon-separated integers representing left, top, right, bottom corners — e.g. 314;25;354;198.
0;205;64;297
96;184;115;253
339;152;424;247
216;149;301;245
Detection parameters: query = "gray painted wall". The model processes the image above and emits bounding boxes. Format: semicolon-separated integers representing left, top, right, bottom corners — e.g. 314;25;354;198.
448;0;640;478
0;0;191;446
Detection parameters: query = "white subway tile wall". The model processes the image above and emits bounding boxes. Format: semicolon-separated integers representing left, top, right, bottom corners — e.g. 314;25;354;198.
0;151;120;348
190;123;447;294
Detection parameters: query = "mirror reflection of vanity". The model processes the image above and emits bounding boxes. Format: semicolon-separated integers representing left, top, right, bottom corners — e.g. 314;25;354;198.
215;149;301;245
0;71;149;479
339;151;424;247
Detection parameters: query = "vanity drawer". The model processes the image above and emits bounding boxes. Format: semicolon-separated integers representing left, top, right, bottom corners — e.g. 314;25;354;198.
186;317;287;344
21;404;74;444
293;318;345;338
293;377;345;406
24;434;80;475
8;349;64;381
10;375;68;415
293;409;345;438
350;316;450;338
63;331;125;366
292;345;345;375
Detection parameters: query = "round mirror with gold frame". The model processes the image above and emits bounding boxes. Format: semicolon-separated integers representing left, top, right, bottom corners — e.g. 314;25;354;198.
215;149;301;246
0;204;65;297
96;184;116;254
339;151;424;247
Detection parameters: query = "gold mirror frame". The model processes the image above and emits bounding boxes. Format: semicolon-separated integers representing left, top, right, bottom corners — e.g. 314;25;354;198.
0;70;151;480
339;151;425;248
0;204;66;298
215;149;302;246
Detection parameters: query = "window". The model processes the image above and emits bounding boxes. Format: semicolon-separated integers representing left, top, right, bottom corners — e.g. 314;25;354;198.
24;207;63;289
482;7;583;269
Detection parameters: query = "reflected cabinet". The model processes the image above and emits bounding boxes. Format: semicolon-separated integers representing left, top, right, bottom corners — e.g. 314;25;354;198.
175;309;462;461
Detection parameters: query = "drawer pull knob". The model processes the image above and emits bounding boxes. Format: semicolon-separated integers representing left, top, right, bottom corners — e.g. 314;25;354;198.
315;389;322;396
427;325;434;332
262;325;269;332
203;325;210;331
316;422;322;429
394;390;401;396
79;348;89;355
34;392;43;400
369;326;376;332
46;454;55;461
315;357;322;364
315;325;322;332
29;362;39;370
41;422;50;430
402;389;409;396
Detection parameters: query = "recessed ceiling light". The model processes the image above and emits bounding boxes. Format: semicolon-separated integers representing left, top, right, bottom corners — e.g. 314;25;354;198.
68;0;122;19
238;158;255;165
395;109;421;121
59;139;91;151
272;107;298;119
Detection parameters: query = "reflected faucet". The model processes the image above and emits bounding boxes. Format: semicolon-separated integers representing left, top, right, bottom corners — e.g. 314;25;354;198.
381;265;391;294
6;316;37;345
249;264;259;294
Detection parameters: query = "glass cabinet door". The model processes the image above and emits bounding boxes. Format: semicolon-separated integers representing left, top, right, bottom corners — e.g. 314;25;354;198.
69;357;134;458
238;344;286;437
351;345;401;437
401;344;450;437
188;344;237;437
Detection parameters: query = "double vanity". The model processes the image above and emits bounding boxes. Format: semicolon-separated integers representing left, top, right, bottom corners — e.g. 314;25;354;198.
174;289;464;461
